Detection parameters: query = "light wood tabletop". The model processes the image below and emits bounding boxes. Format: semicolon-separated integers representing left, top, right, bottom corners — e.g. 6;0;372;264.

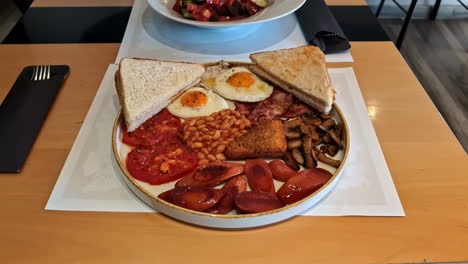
1;1;467;264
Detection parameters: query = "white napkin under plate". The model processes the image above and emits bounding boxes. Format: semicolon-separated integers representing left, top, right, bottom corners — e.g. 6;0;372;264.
46;64;404;216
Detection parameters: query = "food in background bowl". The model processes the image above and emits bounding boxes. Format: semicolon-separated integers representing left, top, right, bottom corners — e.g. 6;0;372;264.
173;0;268;22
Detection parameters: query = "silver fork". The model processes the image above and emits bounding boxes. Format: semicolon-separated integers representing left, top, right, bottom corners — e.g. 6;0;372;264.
31;65;51;81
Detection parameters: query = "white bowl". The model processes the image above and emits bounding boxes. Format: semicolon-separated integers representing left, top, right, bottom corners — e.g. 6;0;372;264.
112;102;350;229
147;0;306;29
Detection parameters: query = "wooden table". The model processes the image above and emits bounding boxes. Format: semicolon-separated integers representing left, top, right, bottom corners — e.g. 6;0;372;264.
1;1;467;263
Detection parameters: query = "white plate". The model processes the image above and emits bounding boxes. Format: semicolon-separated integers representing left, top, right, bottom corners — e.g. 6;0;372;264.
147;0;306;29
112;103;350;229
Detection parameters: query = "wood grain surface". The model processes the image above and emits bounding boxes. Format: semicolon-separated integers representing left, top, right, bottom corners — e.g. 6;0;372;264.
380;18;468;153
0;42;467;264
30;0;367;7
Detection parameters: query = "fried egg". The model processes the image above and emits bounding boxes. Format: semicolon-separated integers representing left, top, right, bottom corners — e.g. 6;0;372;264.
201;64;227;90
167;87;231;118
213;67;273;102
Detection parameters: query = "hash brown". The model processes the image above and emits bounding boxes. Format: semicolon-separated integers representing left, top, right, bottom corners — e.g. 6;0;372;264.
225;120;287;159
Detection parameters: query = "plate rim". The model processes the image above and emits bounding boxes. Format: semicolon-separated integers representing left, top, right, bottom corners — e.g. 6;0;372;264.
112;96;350;219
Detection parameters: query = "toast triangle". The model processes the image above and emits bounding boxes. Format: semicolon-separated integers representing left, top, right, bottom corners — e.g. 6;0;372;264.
249;46;335;113
116;58;205;132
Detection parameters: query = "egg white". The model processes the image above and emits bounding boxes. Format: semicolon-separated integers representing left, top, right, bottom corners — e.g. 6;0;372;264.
226;99;236;110
201;64;226;90
213;67;273;102
167;87;230;119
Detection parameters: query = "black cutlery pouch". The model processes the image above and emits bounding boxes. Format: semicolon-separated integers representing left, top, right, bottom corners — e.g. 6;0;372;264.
295;0;351;53
0;65;69;173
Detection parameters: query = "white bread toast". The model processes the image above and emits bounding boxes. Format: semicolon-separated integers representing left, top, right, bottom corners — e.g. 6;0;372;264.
249;46;335;113
116;58;205;132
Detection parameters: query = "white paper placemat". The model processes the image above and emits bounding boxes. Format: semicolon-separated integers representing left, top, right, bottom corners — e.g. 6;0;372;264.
115;0;353;64
46;64;404;216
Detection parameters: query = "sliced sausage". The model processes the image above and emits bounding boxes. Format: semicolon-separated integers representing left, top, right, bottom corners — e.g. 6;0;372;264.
277;168;332;205
205;175;247;214
235;191;285;214
245;159;275;196
176;161;244;188
269;160;298;182
170;186;224;211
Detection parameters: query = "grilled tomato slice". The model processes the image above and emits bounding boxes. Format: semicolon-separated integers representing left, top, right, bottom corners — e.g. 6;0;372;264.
126;137;198;185
122;109;182;147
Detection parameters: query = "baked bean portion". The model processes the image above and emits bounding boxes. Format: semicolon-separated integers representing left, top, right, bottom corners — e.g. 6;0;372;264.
182;109;252;165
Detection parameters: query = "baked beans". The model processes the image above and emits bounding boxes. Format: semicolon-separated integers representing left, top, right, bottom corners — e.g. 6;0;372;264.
183;109;251;165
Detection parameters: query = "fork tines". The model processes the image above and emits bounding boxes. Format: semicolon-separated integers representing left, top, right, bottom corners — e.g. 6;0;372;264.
32;65;51;81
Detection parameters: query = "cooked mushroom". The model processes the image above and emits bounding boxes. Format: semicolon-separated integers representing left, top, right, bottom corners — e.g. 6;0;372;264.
317;152;341;168
327;130;342;148
326;145;339;156
303;117;321;126
311;127;321;142
287;140;302;150
285;130;301;139
304;154;317;168
311;147;320;161
302;135;312;154
334;123;343;138
300;124;314;136
302;135;316;168
315;137;323;145
291;148;304;165
282;109;345;170
318;119;335;131
282;152;300;170
283;119;302;129
323;133;333;144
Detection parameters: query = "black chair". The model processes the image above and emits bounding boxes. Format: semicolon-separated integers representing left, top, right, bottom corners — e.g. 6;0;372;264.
430;0;468;20
14;0;33;13
0;0;32;42
375;0;418;49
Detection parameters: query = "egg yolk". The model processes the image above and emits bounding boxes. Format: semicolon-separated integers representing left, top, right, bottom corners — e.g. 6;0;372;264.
227;72;255;88
181;91;208;107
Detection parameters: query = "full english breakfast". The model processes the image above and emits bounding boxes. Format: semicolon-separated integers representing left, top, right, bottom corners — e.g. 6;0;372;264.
115;46;347;215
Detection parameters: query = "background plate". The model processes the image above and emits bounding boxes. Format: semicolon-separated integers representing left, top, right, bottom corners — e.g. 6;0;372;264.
147;0;306;29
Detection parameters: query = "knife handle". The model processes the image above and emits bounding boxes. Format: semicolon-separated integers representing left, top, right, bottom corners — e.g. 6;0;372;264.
0;65;70;173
